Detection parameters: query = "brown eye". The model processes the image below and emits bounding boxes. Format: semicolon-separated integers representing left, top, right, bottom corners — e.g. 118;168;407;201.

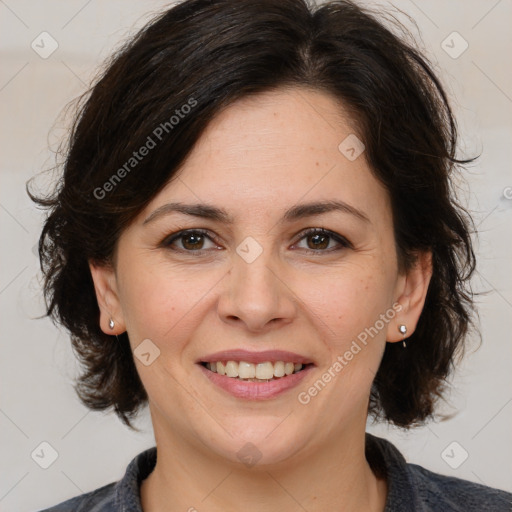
306;232;330;250
181;232;205;250
163;229;218;252
294;228;352;253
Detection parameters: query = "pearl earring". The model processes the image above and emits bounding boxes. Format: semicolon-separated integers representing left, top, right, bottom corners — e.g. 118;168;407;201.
109;318;115;330
398;324;407;348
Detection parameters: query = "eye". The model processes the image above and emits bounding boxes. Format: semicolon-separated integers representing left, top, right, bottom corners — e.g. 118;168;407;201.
161;227;352;256
162;229;220;253
293;228;352;253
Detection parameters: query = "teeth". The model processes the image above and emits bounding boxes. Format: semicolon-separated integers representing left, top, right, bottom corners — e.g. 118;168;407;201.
225;361;239;378
255;362;274;380
273;361;285;377
239;361;256;379
204;360;304;379
284;362;294;375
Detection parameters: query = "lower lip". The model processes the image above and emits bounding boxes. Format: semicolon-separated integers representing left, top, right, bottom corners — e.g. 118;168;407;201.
197;363;314;400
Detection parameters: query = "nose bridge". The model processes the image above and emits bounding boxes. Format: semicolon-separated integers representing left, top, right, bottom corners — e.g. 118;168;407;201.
217;236;296;330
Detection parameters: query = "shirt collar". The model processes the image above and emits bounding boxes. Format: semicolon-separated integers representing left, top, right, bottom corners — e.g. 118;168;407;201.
115;446;157;512
111;433;420;511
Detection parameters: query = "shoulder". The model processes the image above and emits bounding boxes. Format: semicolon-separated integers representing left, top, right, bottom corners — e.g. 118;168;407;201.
366;433;512;512
35;482;116;512
35;446;157;512
407;462;512;511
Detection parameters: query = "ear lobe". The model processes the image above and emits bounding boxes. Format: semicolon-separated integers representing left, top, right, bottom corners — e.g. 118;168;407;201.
89;261;126;335
386;251;433;343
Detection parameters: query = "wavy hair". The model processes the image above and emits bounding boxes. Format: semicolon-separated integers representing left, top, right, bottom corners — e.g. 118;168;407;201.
29;0;476;429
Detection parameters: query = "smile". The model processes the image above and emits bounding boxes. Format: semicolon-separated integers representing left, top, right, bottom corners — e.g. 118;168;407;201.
197;360;315;400
201;360;309;381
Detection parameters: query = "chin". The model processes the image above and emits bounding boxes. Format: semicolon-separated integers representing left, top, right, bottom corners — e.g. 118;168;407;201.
204;420;308;468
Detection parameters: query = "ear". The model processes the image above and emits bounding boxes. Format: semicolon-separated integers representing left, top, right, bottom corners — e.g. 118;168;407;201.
386;251;433;342
89;261;126;335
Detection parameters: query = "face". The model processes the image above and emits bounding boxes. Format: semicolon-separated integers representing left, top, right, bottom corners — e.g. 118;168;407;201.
91;87;430;467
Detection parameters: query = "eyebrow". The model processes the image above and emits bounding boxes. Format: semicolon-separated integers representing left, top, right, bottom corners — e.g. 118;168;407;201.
143;199;371;225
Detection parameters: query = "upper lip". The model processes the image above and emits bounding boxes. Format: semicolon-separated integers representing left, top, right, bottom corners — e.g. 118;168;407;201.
198;349;314;365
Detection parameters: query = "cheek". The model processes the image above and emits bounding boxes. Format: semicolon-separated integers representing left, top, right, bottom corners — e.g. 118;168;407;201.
302;264;393;338
301;263;395;395
118;259;222;349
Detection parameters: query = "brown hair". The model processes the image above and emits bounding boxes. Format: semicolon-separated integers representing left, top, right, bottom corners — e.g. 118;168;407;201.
29;0;476;429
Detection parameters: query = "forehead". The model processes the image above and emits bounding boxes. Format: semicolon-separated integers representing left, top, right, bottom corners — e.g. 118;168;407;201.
142;87;391;226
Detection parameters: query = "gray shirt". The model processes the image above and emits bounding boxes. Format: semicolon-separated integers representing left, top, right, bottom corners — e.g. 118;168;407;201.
37;433;512;511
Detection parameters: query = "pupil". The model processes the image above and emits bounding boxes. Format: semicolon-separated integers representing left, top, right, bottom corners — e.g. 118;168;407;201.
184;233;203;250
310;233;328;250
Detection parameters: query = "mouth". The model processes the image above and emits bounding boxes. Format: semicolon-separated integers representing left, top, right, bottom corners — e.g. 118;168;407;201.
196;352;316;400
199;360;314;382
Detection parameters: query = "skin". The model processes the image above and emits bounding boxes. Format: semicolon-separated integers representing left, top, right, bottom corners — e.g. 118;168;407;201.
90;87;432;512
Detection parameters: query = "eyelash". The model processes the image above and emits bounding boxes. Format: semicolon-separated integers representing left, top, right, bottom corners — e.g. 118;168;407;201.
161;227;352;255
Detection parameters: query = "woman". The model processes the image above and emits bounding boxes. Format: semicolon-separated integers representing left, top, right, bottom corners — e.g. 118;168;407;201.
31;0;511;510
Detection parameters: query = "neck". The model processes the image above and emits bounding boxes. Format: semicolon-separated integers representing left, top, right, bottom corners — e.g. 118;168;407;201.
140;419;387;512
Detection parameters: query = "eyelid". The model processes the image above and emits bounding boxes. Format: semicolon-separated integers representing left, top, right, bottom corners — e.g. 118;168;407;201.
292;227;353;251
161;228;220;249
161;227;353;254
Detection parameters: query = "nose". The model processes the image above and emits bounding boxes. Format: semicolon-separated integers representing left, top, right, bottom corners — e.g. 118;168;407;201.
217;249;297;333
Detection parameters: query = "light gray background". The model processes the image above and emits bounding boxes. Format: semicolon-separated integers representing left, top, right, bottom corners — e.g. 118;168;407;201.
1;1;511;511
